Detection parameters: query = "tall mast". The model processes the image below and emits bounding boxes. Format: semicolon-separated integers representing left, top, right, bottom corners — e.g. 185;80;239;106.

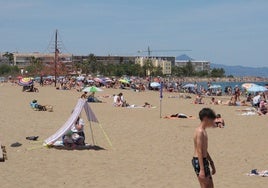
54;29;58;87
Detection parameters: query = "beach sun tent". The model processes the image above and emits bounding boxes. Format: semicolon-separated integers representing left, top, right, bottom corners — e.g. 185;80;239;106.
44;99;99;145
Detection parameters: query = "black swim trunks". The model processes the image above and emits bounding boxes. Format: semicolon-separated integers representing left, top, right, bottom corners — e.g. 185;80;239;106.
192;157;211;177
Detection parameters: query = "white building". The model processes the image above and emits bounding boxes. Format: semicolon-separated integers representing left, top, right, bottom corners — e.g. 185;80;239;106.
135;57;172;75
13;52;72;68
175;54;210;72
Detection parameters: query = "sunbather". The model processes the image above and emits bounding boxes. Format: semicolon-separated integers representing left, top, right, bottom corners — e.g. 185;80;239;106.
164;113;196;119
30;100;46;111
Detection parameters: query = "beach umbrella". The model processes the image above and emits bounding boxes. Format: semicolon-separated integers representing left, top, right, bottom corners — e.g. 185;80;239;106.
247;85;268;93
182;83;195;88
209;85;222;89
87;79;94;83
242;83;257;90
150;82;161;88
17;76;23;79
82;86;103;93
18;77;33;86
119;79;129;84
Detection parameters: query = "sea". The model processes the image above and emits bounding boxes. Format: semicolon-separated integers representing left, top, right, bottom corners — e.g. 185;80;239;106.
193;82;267;89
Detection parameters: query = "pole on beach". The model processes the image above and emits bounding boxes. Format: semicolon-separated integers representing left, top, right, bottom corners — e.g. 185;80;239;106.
89;121;96;146
160;82;163;118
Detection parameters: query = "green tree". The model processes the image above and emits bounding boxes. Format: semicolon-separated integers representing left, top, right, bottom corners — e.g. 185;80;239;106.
143;59;154;76
25;56;44;75
3;52;14;65
183;61;195;77
210;68;225;77
0;64;19;75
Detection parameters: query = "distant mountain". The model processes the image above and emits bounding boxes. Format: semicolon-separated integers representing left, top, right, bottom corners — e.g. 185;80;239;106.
211;63;268;77
176;54;194;61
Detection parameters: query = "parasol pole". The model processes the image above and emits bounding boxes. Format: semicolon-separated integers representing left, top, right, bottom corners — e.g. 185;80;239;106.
160;81;163;118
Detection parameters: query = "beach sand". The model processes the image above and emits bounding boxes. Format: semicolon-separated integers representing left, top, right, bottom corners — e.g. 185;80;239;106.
0;84;267;188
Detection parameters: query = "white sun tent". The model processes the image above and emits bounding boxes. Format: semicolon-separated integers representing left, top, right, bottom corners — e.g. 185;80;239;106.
44;99;99;145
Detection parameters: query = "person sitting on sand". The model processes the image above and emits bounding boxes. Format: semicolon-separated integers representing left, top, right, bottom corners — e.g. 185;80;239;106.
81;91;88;99
253;92;261;107
87;92;102;103
257;101;268;116
30;100;46;111
164;113;196;119
114;93;124;107
210;97;221;105
214;114;225;128
63;117;86;147
194;94;204;104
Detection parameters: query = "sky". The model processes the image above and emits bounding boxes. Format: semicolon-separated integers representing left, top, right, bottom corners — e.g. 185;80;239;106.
0;0;267;67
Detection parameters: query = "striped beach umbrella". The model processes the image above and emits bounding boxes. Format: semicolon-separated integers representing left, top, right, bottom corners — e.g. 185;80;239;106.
18;78;33;86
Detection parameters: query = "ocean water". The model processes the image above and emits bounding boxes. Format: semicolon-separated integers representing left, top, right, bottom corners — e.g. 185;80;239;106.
195;81;267;89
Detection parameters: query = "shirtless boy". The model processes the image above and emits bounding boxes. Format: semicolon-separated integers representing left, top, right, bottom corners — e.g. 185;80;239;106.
192;108;221;188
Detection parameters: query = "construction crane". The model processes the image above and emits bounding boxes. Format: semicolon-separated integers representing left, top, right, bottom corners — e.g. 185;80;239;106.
137;46;192;57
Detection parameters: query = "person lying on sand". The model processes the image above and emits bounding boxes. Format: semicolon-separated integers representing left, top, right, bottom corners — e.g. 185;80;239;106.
164;113;196;119
142;102;153;108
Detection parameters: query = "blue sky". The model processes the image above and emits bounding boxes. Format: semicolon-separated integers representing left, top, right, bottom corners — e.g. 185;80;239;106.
0;0;267;67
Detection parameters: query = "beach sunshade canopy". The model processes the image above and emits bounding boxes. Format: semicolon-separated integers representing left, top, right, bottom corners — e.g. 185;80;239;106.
242;83;257;90
247;85;268;93
18;77;33;86
119;79;129;84
44;99;99;145
209;85;222;89
82;86;103;93
150;82;161;88
182;84;195;88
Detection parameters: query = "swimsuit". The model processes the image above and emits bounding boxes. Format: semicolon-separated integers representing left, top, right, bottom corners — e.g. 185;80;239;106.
192;157;211;177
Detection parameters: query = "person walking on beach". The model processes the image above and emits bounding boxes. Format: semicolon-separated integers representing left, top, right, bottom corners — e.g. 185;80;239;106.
192;108;222;188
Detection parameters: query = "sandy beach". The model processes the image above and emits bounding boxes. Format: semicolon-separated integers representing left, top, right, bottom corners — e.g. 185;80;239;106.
0;84;267;188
